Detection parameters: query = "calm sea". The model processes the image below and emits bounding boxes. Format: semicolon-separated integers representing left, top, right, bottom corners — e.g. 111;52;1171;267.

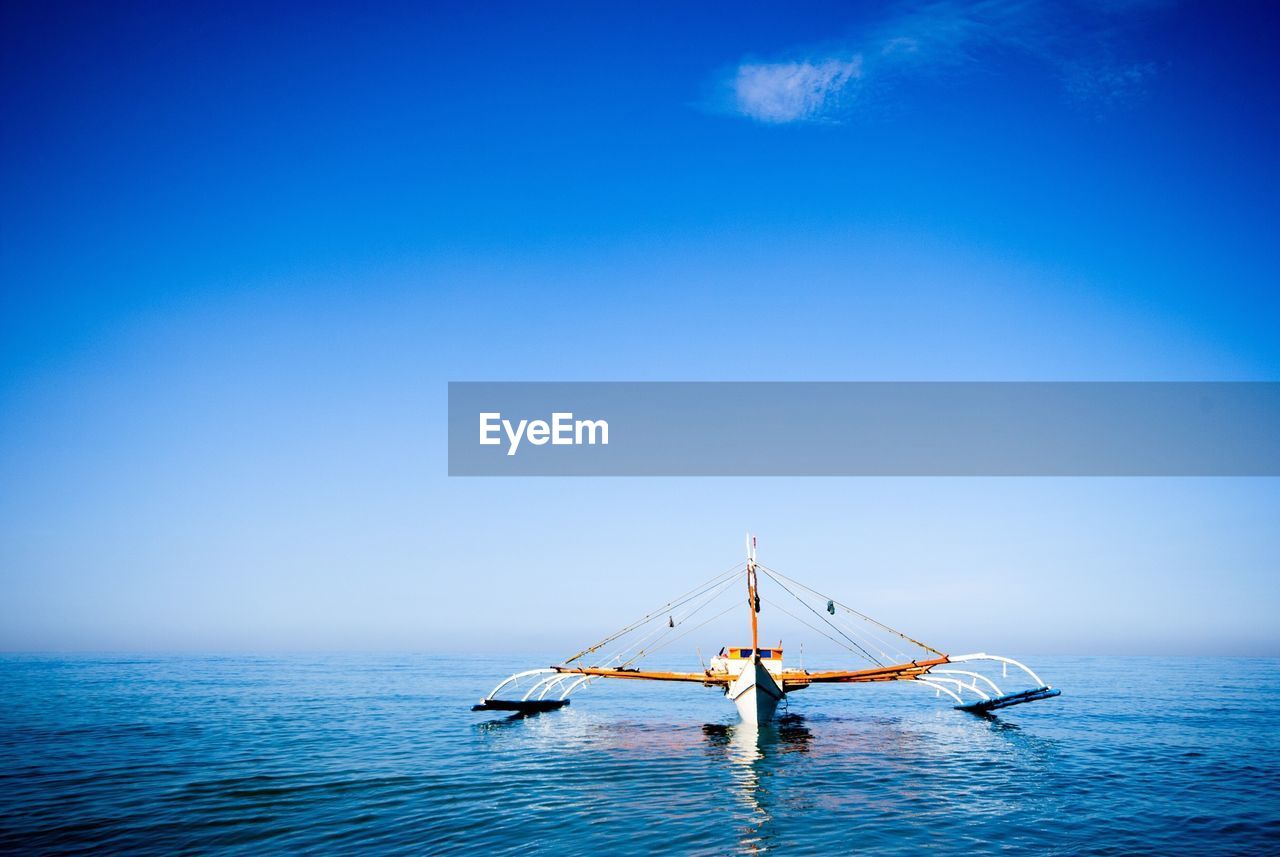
1;654;1277;854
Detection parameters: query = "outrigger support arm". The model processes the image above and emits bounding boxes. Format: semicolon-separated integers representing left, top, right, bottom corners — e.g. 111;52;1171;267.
471;668;573;713
942;653;1060;712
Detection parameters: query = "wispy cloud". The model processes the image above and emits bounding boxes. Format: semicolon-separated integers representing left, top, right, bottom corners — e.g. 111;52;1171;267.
717;0;1171;124
733;57;863;124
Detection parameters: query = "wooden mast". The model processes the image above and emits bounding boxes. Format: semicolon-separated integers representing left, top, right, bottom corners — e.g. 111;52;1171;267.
746;534;759;653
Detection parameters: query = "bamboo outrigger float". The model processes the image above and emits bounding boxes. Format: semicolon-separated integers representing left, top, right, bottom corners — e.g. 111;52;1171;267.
473;536;1060;723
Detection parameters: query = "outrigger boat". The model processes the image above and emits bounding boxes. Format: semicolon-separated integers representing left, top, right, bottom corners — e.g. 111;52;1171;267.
473;536;1060;724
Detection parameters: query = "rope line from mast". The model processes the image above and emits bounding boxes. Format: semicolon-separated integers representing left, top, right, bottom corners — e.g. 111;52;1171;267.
561;562;745;665
756;568;884;667
759;596;876;662
558;555;945;678
758;563;946;657
605;573;742;668
626;599;742;664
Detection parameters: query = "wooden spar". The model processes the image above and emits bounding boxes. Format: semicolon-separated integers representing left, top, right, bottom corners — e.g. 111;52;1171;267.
553;665;729;684
551;655;953;690
795;656;951;683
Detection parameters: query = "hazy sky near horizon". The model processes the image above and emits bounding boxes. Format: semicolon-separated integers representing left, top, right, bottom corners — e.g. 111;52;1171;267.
2;1;1278;656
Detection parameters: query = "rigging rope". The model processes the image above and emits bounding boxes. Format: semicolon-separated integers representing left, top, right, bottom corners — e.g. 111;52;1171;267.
800;602;904;664
757;567;884;666
561;562;745;665
602;573;740;667
626;599;742;664
759;597;874;662
758;564;945;657
807;600;909;663
559;558;944;676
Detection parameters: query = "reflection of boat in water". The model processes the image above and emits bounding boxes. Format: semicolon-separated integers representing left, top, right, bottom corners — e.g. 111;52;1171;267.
473;536;1060;723
703;714;813;758
702;715;813;851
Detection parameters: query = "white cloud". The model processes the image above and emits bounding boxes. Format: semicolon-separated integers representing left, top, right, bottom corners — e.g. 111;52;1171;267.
733;57;863;124
720;0;1169;123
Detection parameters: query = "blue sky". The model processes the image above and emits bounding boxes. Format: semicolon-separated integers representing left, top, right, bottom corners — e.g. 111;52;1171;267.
1;1;1277;655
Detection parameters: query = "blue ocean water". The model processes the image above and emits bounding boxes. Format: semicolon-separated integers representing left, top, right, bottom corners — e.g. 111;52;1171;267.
1;654;1277;854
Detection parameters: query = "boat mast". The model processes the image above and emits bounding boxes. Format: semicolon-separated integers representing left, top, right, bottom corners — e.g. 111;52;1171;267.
746;534;760;653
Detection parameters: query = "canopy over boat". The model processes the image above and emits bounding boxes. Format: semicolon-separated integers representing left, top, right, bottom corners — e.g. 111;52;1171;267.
472;536;1060;722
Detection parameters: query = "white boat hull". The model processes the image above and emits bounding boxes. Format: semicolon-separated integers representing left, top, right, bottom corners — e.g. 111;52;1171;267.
727;657;785;724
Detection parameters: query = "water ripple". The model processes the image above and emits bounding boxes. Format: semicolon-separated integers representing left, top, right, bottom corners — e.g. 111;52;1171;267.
0;654;1277;854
